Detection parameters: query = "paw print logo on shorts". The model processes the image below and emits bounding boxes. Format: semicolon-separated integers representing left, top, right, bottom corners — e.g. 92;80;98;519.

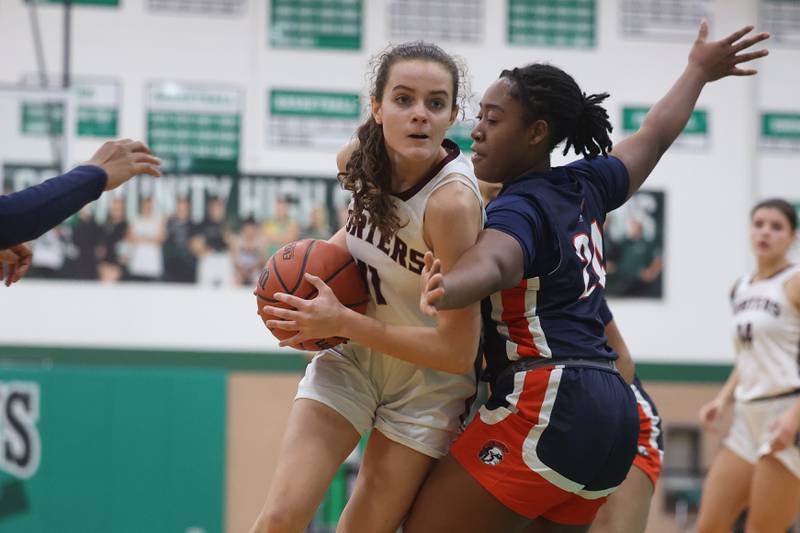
478;440;509;466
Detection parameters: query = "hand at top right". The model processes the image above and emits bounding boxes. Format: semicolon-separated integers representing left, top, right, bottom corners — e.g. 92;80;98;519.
688;20;769;83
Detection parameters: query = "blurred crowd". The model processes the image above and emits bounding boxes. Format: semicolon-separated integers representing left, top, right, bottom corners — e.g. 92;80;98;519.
25;194;344;288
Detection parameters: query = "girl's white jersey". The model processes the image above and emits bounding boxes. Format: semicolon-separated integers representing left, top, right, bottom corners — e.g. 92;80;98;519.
344;141;484;329
732;264;800;401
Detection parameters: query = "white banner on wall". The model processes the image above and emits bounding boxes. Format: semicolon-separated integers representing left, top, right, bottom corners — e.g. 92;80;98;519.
621;0;712;39
268;89;361;148
388;0;483;42
760;0;800;47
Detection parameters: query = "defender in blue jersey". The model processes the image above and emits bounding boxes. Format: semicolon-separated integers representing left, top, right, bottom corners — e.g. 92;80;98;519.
401;21;768;532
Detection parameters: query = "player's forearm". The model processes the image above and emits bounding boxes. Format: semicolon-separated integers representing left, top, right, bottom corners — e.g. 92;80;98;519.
642;65;706;154
617;66;707;197
436;234;519;310
340;309;478;374
0;165;107;249
438;265;503;310
717;366;739;403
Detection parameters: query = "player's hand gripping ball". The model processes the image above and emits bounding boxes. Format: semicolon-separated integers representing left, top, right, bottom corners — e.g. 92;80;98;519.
255;239;369;351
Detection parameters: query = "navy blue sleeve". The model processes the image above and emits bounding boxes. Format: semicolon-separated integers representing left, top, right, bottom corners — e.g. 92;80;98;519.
567;155;630;212
598;297;613;325
485;194;548;279
0;165;107;249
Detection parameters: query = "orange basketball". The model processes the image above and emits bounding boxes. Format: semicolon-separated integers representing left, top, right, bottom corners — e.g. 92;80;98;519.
254;239;370;351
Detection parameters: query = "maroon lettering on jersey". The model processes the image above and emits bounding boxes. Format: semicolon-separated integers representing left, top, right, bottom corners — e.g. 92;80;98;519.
345;210;354;233
409;249;424;275
364;222;377;245
377;233;392;255
390;236;408;268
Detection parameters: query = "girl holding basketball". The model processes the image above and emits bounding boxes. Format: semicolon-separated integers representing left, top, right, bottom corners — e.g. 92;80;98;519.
696;199;800;533
269;21;768;532
250;42;484;533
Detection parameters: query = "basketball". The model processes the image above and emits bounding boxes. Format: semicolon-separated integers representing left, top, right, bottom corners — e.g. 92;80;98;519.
254;239;370;351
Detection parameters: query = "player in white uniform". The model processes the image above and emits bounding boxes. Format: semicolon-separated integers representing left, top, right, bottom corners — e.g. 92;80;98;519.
697;198;800;533
249;42;484;533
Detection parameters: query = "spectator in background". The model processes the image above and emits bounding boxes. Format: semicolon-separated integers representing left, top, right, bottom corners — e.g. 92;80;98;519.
65;205;103;280
28;226;68;278
263;195;300;256
232;217;265;286
97;197;128;283
0;139;160;286
125;196;166;281
192;196;234;287
300;205;331;241
163;197;197;283
606;214;663;297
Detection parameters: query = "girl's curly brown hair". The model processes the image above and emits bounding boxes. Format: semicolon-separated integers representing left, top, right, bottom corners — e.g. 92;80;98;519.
338;42;468;237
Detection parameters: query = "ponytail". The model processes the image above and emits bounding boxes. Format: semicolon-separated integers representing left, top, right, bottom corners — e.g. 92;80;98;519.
564;92;613;158
338;117;401;237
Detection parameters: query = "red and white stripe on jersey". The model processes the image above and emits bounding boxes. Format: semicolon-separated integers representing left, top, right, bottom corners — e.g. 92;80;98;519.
478;367;617;499
489;276;552;361
631;382;663;486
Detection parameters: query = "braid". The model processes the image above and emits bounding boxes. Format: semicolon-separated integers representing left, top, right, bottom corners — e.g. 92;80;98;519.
501;64;613;159
565;92;613;158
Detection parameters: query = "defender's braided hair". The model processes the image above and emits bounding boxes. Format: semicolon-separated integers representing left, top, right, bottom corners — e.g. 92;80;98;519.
501;64;613;159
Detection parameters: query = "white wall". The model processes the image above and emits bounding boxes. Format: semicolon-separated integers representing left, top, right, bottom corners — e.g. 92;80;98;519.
1;0;797;361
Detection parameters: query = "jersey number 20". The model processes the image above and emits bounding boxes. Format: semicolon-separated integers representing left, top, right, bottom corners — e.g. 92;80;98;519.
572;221;606;299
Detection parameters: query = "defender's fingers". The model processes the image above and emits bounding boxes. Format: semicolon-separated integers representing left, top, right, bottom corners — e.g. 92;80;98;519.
722;25;754;45
729;67;758;76
731;32;770;53
731;49;769;64
696;19;709;41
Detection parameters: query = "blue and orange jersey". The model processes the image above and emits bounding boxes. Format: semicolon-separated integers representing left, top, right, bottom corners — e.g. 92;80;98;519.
481;155;629;380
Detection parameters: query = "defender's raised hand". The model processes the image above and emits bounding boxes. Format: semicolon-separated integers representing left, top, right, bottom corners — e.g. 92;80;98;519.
688;20;769;82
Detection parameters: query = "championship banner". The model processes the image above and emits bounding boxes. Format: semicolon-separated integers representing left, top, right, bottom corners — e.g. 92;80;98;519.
760;112;800;151
388;0;483;42
621;0;712;40
623;107;709;150
508;0;595;48
19;77;119;139
268;89;361;148
270;0;363;50
146;83;242;175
